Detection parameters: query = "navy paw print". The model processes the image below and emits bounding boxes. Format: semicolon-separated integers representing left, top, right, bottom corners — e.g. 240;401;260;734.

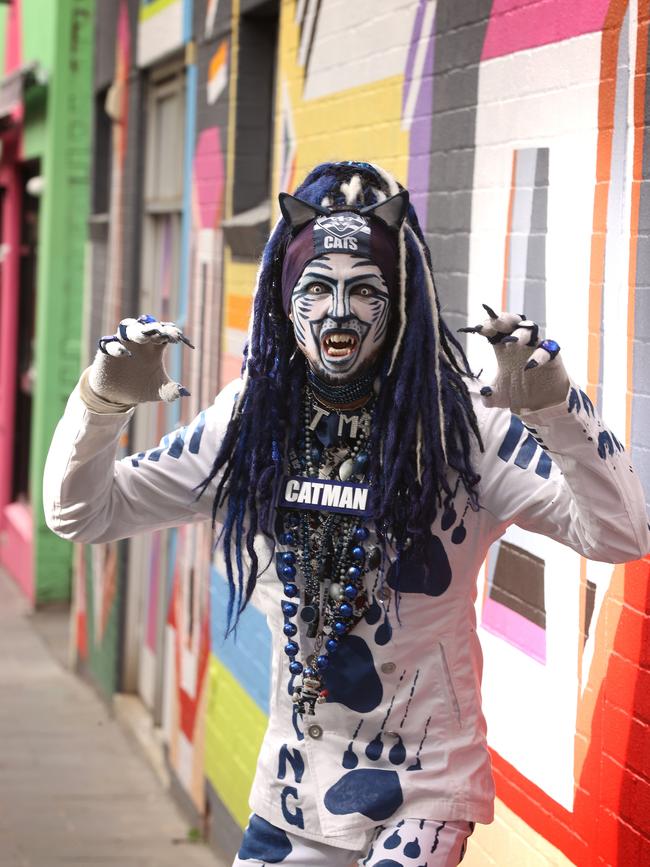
237;814;293;863
326;721;409;822
323;768;403;822
364;592;392;646
386;534;451;597
383;820;424;860
369;819;449;865
323;635;383;713
385;493;468;598
364;730;407;765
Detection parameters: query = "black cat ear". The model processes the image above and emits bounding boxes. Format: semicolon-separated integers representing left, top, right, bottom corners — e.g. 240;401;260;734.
360;190;409;230
278;193;329;231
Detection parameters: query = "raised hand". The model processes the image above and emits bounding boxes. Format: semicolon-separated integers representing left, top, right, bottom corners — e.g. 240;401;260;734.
459;304;569;414
88;314;194;406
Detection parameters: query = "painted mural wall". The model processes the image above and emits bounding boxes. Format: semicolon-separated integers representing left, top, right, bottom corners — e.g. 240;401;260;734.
75;0;650;864
212;0;650;863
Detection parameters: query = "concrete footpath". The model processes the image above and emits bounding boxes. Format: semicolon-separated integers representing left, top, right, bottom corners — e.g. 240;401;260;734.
0;569;227;867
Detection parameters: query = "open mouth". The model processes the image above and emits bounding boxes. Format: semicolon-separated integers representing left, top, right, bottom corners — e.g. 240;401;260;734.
321;331;359;359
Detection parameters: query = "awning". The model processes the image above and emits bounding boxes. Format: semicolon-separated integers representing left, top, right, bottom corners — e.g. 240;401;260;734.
0;62;47;127
222;200;272;260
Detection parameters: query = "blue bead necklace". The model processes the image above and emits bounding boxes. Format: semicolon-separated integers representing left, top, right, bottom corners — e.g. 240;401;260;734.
278;388;377;717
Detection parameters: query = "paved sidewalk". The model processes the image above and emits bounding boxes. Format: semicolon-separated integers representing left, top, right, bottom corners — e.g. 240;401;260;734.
0;570;226;867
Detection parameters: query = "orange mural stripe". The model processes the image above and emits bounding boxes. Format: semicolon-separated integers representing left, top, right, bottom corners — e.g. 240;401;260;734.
209;38;228;79
576;557;588;710
586;0;629;403
501;153;517;309
627;6;649;442
226;293;253;331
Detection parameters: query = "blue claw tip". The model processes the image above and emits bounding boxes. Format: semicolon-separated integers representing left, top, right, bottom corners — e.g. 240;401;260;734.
480;386;493;396
179;386;191;397
524;359;538;371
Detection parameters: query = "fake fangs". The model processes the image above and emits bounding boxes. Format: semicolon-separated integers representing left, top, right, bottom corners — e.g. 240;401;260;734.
322;332;358;358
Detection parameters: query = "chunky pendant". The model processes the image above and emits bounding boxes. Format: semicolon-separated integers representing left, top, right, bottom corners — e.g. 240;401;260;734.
339;458;356;481
292;674;323;716
329;582;342;601
301;604;318;624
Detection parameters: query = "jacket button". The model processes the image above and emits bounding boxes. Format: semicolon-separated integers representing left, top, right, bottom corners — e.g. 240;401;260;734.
381;662;396;674
308;724;323;739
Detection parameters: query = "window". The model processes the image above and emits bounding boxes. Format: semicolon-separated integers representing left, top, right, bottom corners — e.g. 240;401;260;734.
140;64;185;319
223;0;279;259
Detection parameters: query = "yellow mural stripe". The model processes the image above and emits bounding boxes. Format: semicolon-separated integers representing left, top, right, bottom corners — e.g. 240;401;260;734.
204;655;268;829
139;0;179;22
274;5;410;207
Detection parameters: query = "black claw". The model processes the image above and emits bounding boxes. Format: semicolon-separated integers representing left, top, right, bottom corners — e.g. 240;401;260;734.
480;386;493;397
519;313;527;320
482;303;499;319
179;334;195;349
526;324;539;346
501;335;518;344
457;325;482;334
487;333;505;345
179;386;191;397
524;359;538;371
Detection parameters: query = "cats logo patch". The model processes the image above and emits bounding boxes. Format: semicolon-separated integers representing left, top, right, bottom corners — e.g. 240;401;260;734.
314;213;372;256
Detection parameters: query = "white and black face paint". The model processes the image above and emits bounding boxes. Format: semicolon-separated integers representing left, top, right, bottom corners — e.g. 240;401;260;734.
291;253;392;384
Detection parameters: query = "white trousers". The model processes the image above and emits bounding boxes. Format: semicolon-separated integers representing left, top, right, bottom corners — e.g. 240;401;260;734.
233;814;475;867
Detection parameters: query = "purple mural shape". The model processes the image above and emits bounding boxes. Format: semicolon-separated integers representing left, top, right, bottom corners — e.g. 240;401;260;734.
403;0;437;231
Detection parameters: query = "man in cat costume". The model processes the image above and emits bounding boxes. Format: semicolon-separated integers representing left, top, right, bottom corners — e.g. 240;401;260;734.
44;162;648;866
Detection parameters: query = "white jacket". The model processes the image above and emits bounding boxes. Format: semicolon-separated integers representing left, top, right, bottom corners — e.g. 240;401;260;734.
43;379;649;851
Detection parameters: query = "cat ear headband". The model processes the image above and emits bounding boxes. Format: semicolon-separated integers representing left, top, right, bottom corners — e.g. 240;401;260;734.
278;190;409;315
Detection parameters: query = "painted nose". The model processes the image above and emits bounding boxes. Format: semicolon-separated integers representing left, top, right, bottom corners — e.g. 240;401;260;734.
329;286;347;319
325;314;353;328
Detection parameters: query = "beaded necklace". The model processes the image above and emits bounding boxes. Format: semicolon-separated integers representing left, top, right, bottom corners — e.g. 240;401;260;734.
277;386;380;717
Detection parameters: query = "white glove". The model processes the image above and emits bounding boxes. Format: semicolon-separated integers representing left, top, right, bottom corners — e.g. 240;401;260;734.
460;304;570;414
83;314;194;412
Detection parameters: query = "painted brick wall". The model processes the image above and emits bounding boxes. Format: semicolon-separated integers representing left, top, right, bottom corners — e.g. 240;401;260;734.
269;1;650;864
75;0;650;863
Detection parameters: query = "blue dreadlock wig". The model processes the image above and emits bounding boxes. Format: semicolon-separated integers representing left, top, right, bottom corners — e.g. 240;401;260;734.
199;161;483;633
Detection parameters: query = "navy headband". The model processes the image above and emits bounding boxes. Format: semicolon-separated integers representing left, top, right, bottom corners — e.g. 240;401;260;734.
281;211;400;315
278;191;409;316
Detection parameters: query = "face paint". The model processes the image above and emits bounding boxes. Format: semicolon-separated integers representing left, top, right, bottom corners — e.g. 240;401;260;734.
291;253;391;384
